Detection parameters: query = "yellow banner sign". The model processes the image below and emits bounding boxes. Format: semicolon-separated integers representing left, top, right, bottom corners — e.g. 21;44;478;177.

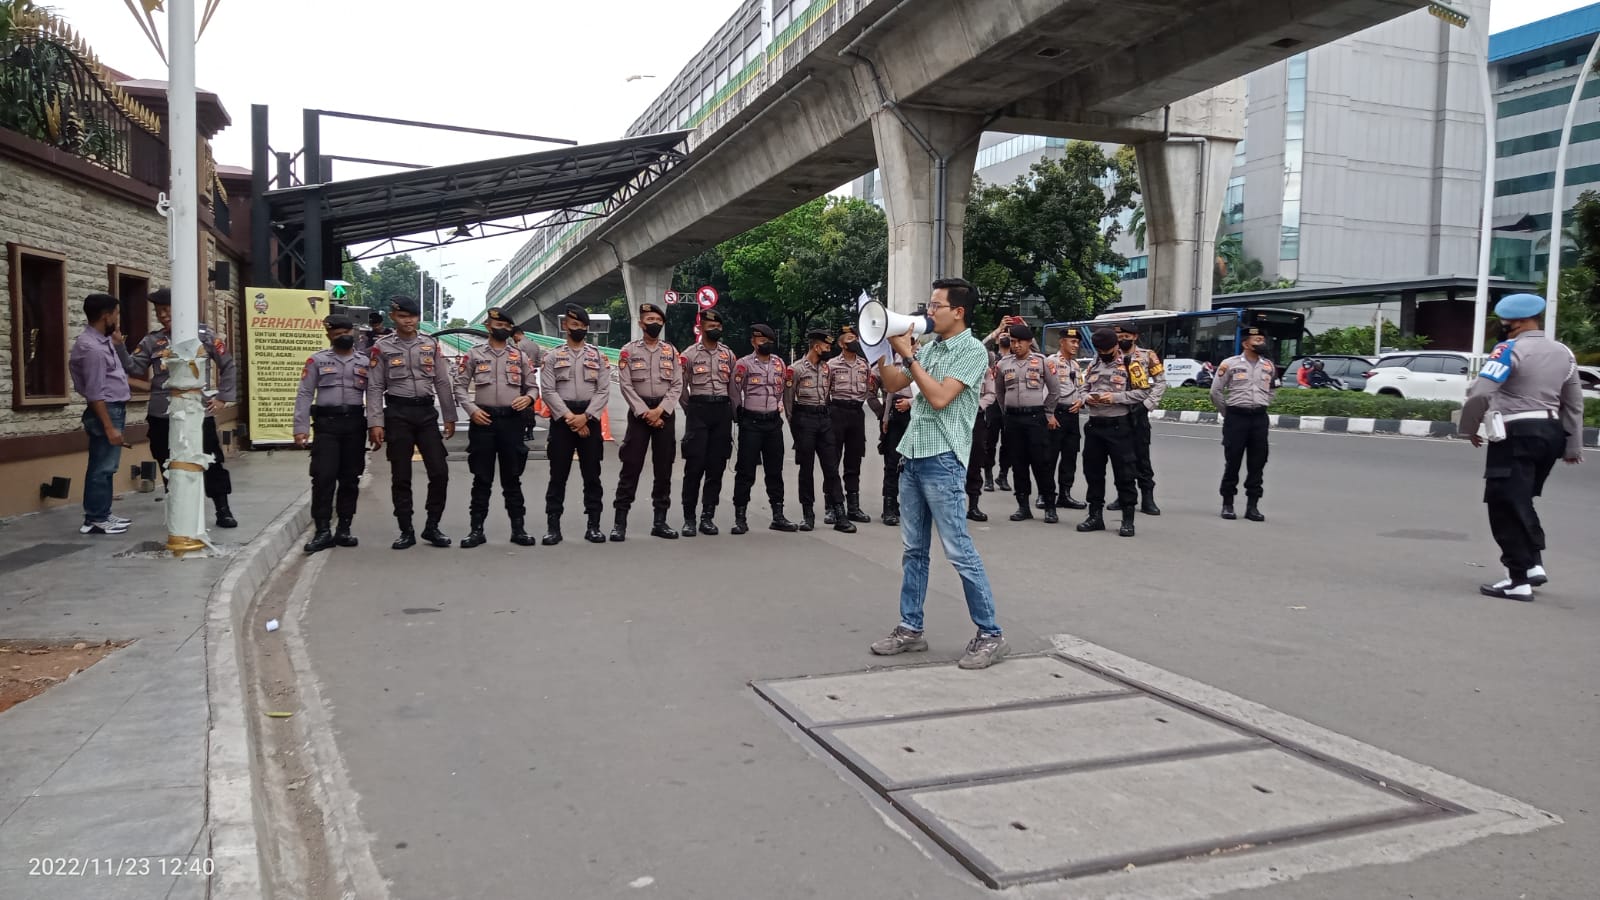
245;287;330;444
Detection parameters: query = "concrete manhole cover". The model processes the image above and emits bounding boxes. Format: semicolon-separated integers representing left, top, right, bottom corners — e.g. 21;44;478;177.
753;641;1558;897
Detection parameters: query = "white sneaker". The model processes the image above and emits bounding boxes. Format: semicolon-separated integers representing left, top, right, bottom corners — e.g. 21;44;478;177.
1479;578;1533;602
1526;565;1548;586
80;519;129;535
107;513;132;526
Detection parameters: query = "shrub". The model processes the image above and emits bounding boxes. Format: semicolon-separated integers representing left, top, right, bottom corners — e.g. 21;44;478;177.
1160;387;1460;422
1587;397;1598;428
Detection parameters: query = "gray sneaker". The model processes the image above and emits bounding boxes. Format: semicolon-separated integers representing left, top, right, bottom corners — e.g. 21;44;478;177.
958;632;1007;669
870;625;928;656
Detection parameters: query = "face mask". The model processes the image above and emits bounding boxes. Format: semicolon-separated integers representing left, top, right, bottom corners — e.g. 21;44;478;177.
1118;338;1135;351
704;328;722;342
843;341;861;355
568;328;588;342
1098;350;1117;362
1497;322;1514;340
642;322;663;338
332;334;356;350
489;328;513;342
755;343;773;356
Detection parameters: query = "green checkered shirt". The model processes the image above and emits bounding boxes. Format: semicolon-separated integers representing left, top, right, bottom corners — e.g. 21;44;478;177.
897;327;988;462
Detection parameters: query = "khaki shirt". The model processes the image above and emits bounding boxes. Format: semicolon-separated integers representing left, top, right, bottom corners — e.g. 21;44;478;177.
1460;330;1585;457
1082;353;1149;418
125;324;238;418
680;341;737;400
541;342;612;418
786;357;830;408
618;338;683;415
293;348;369;435
1210;353;1279;410
453;341;537;416
366;333;458;426
824;354;875;403
732;353;786;414
994;351;1061;411
1054;352;1084;412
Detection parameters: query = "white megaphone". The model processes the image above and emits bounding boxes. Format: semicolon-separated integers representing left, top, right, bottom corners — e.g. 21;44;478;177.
858;300;933;346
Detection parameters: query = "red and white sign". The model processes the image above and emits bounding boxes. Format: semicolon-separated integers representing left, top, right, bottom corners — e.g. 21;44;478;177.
696;286;719;309
663;290;681;305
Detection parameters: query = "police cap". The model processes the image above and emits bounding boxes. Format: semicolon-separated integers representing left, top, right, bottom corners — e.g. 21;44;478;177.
701;308;724;325
637;302;666;320
1243;326;1264;337
484;306;512;325
1059;326;1083;341
368;310;384;323
390;296;422;316
324;314;355;330
806;327;833;343
1494;293;1546;320
563;304;590;326
1115;320;1140;335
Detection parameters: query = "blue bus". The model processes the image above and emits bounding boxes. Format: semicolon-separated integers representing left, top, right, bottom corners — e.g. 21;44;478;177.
1042;308;1307;386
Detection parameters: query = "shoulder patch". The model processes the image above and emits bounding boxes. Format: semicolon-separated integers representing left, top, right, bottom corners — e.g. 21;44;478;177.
1480;340;1515;383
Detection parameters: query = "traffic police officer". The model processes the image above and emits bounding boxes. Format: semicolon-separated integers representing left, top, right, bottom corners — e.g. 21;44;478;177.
1108;321;1166;516
366;296;457;549
1210;326;1279;523
1039;325;1087;511
1078;329;1146;537
825;325;876;524
124;288;239;527
963;364;998;522
873;380;914;525
611;303;683;542
678;308;737;536
993;324;1061;523
541;304;612;545
292;315;369;553
1459;293;1586;601
729;324;799;534
785;328;850;532
454;307;539;549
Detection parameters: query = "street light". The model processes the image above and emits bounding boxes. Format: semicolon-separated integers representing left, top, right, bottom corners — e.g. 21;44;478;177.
1431;2;1493;365
1426;2;1469;28
1542;34;1600;338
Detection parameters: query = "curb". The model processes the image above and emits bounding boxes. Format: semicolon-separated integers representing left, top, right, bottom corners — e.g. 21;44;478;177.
206;488;313;900
1151;409;1600;447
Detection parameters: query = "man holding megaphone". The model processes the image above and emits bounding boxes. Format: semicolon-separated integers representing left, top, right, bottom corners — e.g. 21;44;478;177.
863;278;1006;671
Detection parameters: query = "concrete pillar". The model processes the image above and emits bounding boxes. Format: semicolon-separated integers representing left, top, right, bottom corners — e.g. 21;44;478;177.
1135;137;1238;312
866;106;985;313
622;262;673;341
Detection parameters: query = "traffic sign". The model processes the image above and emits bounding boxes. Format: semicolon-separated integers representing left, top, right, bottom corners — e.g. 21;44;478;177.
696;285;719;309
323;280;353;301
663;290;681;305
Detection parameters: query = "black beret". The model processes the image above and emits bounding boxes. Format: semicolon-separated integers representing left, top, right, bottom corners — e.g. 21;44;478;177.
484;307;512;324
637;302;665;319
751;323;777;341
700;308;724;324
324;314;355;330
1007;323;1035;342
1243;326;1264;337
390;297;421;316
563;304;590;326
150;288;172;306
368;311;384;323
1091;329;1118;351
838;324;857;339
1115;320;1141;335
806;327;833;342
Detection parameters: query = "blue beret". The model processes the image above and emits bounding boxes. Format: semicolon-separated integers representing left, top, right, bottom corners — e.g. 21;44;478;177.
1494;293;1546;320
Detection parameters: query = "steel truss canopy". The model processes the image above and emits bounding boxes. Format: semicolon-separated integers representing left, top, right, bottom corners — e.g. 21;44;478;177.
263;131;688;260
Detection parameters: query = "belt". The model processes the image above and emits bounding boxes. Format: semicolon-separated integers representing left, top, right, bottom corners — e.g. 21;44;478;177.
637;396;665;409
384;395;436;408
312;404;363;417
1086;414;1130;425
1225;405;1270;415
477;405;519;417
1501;409;1557;423
686;395;730;404
742;409;781;420
830;399;864;409
795;404;828;414
1005;406;1046;416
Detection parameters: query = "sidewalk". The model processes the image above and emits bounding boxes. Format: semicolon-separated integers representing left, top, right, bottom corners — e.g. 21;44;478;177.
0;451;310;900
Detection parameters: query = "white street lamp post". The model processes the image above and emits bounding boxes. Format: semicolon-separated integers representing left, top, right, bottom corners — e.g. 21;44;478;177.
1545;32;1600;336
1429;2;1492;367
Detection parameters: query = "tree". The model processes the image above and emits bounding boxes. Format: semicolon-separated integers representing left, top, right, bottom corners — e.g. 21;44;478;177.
364;254;455;319
1129;203;1146;251
1214;233;1294;294
445;317;468;329
1311;321;1427;356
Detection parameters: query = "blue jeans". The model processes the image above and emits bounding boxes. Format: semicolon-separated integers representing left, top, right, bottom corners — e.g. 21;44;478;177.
81;402;125;523
898;452;1000;635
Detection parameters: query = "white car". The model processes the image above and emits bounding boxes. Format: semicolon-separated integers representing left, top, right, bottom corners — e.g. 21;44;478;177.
1362;352;1474;402
1579;365;1600;400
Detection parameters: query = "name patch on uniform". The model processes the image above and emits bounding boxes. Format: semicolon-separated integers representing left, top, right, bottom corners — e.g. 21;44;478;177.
476;363;491;372
320;366;337;374
632;360;647;370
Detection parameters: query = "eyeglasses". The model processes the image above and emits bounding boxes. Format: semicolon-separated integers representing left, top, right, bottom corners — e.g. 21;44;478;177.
926;302;951;312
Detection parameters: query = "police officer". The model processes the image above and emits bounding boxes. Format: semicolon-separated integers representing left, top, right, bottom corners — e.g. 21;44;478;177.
730;324;799;535
1209;327;1278;522
1078;329;1146;537
1458;293;1586;601
541;304;612;545
359;310;392;354
1108;321;1166;516
1039;326;1088;511
873;380;914;525
611;303;683;542
985;333;1012;492
825;325;876;524
366;296;457;549
785;328;850;533
293;315;369;553
994;324;1061;523
963;364;997;522
454;307;539;549
678;309;737;536
124;288;240;527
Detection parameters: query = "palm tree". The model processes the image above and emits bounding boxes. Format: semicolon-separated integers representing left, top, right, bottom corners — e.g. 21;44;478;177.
1130;203;1146;251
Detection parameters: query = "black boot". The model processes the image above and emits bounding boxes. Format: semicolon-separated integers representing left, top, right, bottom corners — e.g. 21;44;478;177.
823;504;838;525
983;469;995;492
304;521;335;554
1059;490;1087;511
650;511;678;540
609;510;628;542
584;514;607;543
995;471;1011;492
731;505;749;535
460;516;487;549
1118;508;1136;538
682;506;698;538
1009;498;1033;522
1244;500;1265;522
847;493;871;524
798;505;815;532
334;518;359;547
1043;505;1059;525
392;520;416;550
509;518;537;546
699;507;719;536
1035;495;1049;510
542;514;563;546
1077;505;1105;532
1220;502;1237;520
967;501;988;522
214;497;238;529
1140;491;1162;516
882;497;900;526
831;504;856;534
770;504;800;533
421;519;452;548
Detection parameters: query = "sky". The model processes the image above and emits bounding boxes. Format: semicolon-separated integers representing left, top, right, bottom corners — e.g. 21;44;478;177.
39;0;1600;322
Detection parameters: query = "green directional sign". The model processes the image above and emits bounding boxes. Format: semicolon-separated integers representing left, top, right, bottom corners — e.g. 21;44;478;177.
323;280;354;301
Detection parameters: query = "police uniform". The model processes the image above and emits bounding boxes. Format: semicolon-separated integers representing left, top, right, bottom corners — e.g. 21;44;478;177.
730;324;798;534
1209;327;1278;522
1108;325;1167;515
292;315;369;553
874;381;914;525
366;297;458;549
1078;330;1147;536
611;303;683;541
359;317;392;354
678;309;737;536
784;329;848;532
124;292;239;527
540;304;612;545
982;343;1008;491
824;326;877;523
454;307;539;548
963;364;997;522
993;328;1062;522
1041;327;1088;511
1459;293;1586;600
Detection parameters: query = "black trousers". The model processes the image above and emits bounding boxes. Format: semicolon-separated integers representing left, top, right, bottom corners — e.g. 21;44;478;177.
467;412;531;522
981;407;1004;471
1003;411;1055;507
148;415;232;499
309;411;365;524
791;410;843;509
385;404;449;524
1129;405;1156;493
1082;416;1138;508
546;417;605;518
966;415;987;505
1046;410;1081;496
830;403;868;495
880;411;911;500
615;405;676;515
681;401;734;513
1483;420;1565;577
733;412;785;507
1220;407;1270;501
